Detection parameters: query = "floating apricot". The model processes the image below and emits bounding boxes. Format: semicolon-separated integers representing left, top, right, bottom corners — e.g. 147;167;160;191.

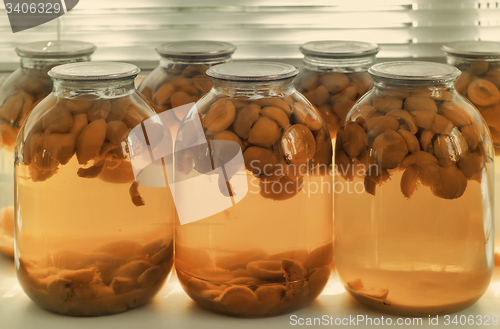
203;98;236;132
248;117;281;147
404;97;438;113
467;78;500;106
281;124;316;165
341;123;367;158
76;119;107;164
320;72;349;94
372;129;408;169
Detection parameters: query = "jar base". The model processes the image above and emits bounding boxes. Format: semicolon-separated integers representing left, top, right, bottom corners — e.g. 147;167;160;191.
348;291;484;316
176;266;330;317
17;260;172;316
339;267;492;316
20;285;157;317
16;240;174;317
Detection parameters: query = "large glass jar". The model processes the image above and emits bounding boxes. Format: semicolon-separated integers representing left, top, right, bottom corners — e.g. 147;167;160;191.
295;41;379;140
335;61;494;316
15;62;174;316
0;41;96;258
138;40;236;116
174;62;333;317
442;41;500;265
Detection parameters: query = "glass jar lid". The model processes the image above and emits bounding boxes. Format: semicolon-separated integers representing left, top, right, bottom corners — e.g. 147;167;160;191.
207;61;299;82
15;40;96;59
156;41;236;60
48;62;140;81
300;40;380;58
441;41;500;58
368;61;460;83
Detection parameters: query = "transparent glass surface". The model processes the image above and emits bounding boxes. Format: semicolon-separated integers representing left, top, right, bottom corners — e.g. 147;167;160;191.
0;53;92;258
174;67;333;317
138;41;235;118
156;40;236;59
334;71;494;315
444;49;500;264
14;77;174;316
16;41;96;59
295;41;378;140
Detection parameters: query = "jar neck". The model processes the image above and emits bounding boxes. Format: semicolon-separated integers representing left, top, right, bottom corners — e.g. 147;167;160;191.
303;55;376;73
445;53;500;65
20;55;92;70
212;78;296;98
52;77;136;99
159;55;232;67
373;78;455;90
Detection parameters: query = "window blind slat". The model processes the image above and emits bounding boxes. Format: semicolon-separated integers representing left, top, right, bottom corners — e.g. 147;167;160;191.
0;1;498;71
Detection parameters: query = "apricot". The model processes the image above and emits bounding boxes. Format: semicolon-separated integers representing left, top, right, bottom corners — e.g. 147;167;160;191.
372;129;408;169
431;165;467;199
76;119;107;165
455;71;475;95
341;123;367;158
398;129;420;153
261;106;290;129
233;104;260;139
203;98;236;132
320;72;349;94
293;102;322;131
467;78;500;106
248;117;281;147
372;96;402;113
281;124;316;165
404;97;438;113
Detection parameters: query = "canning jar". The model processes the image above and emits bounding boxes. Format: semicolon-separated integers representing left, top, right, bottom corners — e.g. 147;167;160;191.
442;41;500;265
0;41;96;258
174;62;333;317
295;41;379;139
138;40;236;116
15;62;174;316
334;61;494;316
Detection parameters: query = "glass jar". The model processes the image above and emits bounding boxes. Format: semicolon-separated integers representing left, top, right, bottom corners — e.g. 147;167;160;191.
295;41;379;139
442;41;500;265
138;40;236;115
334;61;494;316
15;62;174;316
0;41;96;258
174;62;333;317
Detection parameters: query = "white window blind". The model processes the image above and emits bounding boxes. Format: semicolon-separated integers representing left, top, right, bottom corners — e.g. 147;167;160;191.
0;0;499;70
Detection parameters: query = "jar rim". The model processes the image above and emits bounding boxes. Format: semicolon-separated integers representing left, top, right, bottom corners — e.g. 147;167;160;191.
15;41;96;59
442;41;500;57
368;61;460;83
48;62;140;81
156;41;236;60
300;40;380;59
207;61;298;82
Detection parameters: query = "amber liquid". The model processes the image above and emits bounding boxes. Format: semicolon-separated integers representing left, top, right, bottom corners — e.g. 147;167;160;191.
335;171;493;315
16;157;174;316
176;173;333;317
494;154;500;264
0;148;14;257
